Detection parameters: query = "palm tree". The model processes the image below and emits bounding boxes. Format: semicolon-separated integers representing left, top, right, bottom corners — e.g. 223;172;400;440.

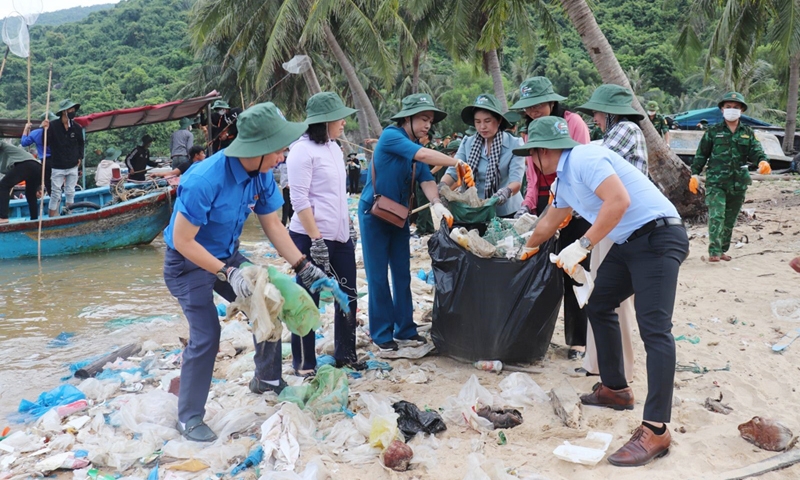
677;0;800;152
558;0;705;217
441;0;560;111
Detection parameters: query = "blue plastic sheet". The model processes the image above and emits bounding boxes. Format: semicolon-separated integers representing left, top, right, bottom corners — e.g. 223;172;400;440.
18;384;86;420
47;332;75;348
216;303;227;316
317;355;336;367
96;367;148;382
230;445;263;475
147;464;158;480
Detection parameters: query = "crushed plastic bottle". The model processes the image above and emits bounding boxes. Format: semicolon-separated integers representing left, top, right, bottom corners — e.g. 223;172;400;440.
473;360;503;373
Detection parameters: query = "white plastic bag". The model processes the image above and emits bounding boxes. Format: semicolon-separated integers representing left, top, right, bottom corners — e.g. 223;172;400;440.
260;403;317;471
498;373;549;407
220;320;254;351
442;375;494;431
77;378;119;402
358;393;400;450
259;457;329;480
553;431;613;466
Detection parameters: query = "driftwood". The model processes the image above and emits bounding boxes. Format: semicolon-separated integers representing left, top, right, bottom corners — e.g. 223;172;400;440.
750;174;796;181
549;379;581;428
720;448;800;480
504;364;545;374
74;343;142;379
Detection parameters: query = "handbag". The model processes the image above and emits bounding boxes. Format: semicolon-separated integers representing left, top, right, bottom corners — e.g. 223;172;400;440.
370;157;416;228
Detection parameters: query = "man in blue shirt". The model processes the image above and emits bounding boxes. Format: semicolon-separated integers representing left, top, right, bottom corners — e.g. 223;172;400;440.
517;117;689;467
163;103;333;442
21;111;57;195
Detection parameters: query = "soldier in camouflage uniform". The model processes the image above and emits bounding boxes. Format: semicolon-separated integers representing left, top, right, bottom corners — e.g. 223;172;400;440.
589;123;604;141
691;92;769;262
646;101;670;142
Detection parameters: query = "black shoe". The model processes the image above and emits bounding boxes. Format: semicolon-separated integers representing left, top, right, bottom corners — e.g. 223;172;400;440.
395;334;427;348
336;359;368;371
376;340;399;352
249;377;287;395
177;415;217;442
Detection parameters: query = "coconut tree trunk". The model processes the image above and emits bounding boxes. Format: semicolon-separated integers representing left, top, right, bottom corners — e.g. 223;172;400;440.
411;50;422;94
783;53;800;153
323;24;383;138
352;92;370;147
301;62;322;96
559;0;705;218
484;49;509;111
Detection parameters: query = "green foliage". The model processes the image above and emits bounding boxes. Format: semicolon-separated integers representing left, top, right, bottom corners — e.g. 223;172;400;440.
36;4;116;26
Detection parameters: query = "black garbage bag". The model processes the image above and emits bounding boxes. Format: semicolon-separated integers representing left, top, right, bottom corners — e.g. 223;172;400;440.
428;222;562;363
392;400;447;441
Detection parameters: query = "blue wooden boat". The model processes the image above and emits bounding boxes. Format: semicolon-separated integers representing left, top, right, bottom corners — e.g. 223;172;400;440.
0;185;175;259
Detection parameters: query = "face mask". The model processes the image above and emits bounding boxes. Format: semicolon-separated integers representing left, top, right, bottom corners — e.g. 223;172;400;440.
67;112;76;119
647;111;656;116
723;108;741;121
187;125;192;131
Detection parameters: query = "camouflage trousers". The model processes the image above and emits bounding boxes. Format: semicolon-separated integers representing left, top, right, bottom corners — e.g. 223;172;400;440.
705;186;746;257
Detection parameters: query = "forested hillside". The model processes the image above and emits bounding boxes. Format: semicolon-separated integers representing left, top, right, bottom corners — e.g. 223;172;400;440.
36;4;116;26
0;0;792;165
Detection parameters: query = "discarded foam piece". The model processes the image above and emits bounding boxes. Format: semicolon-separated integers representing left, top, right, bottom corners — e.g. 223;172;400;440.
553;431;613;466
549;379;582;428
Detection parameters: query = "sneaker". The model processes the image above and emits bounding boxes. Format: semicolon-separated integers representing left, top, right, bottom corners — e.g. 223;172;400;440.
376;340;399;352
395;334;427;348
249;377;287;395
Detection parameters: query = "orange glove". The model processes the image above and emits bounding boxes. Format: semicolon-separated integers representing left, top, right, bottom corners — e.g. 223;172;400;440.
456;161;475;188
757;161;771;175
558;212;572;230
688;175;699;194
519;246;539;261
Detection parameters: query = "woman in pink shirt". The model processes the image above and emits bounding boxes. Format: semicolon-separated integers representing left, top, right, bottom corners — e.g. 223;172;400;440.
510;76;591;361
287;92;364;376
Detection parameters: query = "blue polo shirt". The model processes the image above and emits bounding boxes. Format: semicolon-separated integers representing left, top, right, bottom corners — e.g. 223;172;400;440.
359;125;434;210
553;144;679;244
21;128;50;159
163;149;283;258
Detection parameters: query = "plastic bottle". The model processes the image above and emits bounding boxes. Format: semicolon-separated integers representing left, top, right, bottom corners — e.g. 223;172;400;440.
474;360;503;373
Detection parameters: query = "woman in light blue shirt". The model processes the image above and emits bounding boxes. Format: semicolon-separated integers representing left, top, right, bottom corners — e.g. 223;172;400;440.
440;94;525;218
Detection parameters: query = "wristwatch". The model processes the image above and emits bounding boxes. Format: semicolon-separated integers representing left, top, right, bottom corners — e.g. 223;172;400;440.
215;266;229;282
579;236;594;251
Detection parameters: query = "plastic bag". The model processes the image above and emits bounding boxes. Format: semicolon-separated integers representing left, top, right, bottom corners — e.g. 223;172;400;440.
278;365;349;418
268;265;323;336
260;403;317;472
228;266;284;342
513;213;539;235
392;401;447;441
442;375;494;431
17;384;86;420
429;227;562;363
449;228;496;258
109;390;179;444
220;320;253;351
358;393;401;450
322;418;366;453
441;187;499;224
259;457;328;480
498;373;549;407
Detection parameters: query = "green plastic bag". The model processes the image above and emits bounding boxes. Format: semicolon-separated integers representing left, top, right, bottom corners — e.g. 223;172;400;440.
449;196;499;224
267;265;321;337
278;365;349;418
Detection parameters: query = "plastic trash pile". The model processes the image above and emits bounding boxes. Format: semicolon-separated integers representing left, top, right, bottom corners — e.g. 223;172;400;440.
450;216;538;259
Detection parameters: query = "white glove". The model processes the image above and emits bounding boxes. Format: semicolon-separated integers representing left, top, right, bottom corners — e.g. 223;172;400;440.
514;205;531;219
432;201;453;228
226;267;253;299
550;239;590;276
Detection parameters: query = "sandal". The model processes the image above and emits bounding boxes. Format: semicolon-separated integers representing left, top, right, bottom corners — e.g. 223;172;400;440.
708;256;720;263
720;254;732;261
177;415;217;442
293;369;316;378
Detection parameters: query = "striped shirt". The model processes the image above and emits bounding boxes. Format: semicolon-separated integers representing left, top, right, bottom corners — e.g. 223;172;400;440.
602;120;648;176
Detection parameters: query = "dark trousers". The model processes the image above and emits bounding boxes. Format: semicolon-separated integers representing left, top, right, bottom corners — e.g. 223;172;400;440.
0;160;42;220
537;195;590;347
163;247;282;422
281;187;293;225
585;225;689;423
289;231;359;370
44;161;52;196
348;171;360;194
358;204;416;345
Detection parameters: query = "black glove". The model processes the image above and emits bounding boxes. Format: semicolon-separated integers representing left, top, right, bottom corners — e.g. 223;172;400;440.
298;262;328;289
310;237;330;272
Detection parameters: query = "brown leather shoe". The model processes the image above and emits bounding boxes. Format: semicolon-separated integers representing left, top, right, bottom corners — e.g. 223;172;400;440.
580;383;634;410
608;425;671;467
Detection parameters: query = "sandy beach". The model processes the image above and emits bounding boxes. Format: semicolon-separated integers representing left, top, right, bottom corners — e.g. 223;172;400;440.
3;177;799;480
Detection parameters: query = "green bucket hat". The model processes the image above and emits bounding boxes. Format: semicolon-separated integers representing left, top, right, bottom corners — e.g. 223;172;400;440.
645;101;659;112
179;117;194;129
40;111;58;122
510;77;566;110
390;93;447;124
576;85;644;120
443;139;461;153
211;100;230;110
718;91;748;111
56;99;80;115
105;147;122;160
225;102;307;158
460;93;511;130
304;92;358;124
512;116;580;155
465;126;477;136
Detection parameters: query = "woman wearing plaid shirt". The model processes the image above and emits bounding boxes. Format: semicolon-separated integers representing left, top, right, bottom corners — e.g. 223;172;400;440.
574;84;647;381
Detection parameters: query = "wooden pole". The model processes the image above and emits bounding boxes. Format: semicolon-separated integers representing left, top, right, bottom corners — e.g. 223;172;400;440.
27;53;31;123
0;47;9;82
37;64;53;269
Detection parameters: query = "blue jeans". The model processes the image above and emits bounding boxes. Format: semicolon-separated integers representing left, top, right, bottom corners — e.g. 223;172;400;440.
163;247;282;422
289;231;359;370
358;203;416;345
